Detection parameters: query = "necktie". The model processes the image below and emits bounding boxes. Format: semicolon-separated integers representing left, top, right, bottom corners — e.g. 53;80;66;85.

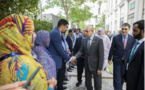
87;38;91;51
122;36;126;60
128;41;140;63
124;36;126;49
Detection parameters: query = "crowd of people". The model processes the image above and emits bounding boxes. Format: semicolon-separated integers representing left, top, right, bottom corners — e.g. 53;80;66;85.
0;14;144;90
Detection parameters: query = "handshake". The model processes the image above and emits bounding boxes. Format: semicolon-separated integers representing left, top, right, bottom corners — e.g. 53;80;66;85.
69;56;77;63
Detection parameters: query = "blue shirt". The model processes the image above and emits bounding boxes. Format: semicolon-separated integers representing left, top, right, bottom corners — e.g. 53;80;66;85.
122;34;128;43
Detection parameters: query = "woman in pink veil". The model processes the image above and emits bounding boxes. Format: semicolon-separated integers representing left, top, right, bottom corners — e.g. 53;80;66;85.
96;28;111;70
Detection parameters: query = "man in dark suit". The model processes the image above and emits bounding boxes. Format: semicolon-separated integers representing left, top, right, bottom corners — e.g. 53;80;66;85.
48;19;75;90
74;26;104;90
125;20;144;90
66;29;75;54
73;29;87;87
66;29;76;71
108;23;136;90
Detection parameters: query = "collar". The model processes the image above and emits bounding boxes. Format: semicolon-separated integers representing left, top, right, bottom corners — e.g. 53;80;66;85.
137;38;145;44
122;34;128;38
90;34;94;40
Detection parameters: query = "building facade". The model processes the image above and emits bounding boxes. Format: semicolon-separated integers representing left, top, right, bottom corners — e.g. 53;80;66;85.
105;0;145;32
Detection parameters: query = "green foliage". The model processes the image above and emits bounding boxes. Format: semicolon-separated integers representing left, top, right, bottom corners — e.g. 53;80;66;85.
33;19;53;33
0;0;47;20
96;14;105;30
46;0;97;21
69;6;93;23
79;21;88;30
57;12;66;19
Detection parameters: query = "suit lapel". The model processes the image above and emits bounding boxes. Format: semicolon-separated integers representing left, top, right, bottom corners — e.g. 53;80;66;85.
130;42;144;62
125;35;131;50
90;36;96;51
119;34;124;49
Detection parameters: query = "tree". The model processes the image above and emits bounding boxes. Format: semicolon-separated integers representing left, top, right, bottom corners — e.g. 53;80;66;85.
69;6;93;27
96;14;105;31
56;11;66;19
33;19;53;32
79;21;88;30
0;0;47;20
46;0;98;21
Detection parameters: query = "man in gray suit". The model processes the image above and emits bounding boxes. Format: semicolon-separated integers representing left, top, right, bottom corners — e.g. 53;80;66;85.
73;26;104;90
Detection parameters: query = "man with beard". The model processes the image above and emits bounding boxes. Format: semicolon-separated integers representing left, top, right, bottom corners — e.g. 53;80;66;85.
48;19;76;90
108;23;136;90
125;20;144;90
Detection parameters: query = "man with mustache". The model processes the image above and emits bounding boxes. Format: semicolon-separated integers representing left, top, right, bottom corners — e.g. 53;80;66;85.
108;23;136;90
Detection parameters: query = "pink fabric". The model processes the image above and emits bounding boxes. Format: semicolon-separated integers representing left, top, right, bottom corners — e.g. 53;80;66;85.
96;28;111;70
124;36;126;49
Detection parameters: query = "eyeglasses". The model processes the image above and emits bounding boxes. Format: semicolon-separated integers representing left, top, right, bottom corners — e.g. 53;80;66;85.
85;30;89;32
122;28;128;30
85;30;92;33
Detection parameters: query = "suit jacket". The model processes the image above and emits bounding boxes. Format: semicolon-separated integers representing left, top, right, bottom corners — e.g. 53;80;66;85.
108;34;136;63
66;34;73;53
48;27;70;69
126;42;144;90
75;35;104;71
73;36;83;55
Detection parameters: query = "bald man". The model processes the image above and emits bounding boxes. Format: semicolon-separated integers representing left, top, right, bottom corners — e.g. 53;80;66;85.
74;26;104;90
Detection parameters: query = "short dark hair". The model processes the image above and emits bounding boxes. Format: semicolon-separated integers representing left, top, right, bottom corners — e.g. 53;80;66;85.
57;19;69;27
122;23;130;28
76;28;81;32
69;29;73;33
133;20;144;31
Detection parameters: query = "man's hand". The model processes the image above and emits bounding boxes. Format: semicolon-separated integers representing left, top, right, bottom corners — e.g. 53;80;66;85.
0;81;27;90
70;56;77;63
108;60;112;65
47;77;57;88
68;52;71;56
97;70;102;75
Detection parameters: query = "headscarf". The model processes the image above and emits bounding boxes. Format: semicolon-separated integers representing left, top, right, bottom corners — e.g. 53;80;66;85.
35;30;52;56
33;30;56;79
0;14;34;58
35;30;50;49
0;15;48;90
96;28;106;37
96;28;111;70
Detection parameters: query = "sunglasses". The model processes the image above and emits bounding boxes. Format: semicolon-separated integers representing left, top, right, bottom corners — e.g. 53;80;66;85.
122;28;128;30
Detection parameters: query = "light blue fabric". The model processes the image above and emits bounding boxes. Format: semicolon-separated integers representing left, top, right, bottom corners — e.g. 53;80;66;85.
89;34;95;45
128;41;140;63
47;87;53;90
122;34;128;44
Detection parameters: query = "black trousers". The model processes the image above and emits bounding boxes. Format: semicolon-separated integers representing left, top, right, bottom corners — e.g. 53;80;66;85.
77;57;84;83
57;60;66;90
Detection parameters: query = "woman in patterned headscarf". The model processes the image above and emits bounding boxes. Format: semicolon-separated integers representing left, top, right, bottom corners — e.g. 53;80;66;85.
96;28;111;70
33;30;56;80
0;14;51;90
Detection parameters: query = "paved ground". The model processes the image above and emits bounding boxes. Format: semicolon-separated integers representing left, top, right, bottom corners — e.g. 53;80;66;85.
64;67;126;90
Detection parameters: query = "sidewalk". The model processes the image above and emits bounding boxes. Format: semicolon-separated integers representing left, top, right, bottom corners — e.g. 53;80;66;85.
64;67;126;90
